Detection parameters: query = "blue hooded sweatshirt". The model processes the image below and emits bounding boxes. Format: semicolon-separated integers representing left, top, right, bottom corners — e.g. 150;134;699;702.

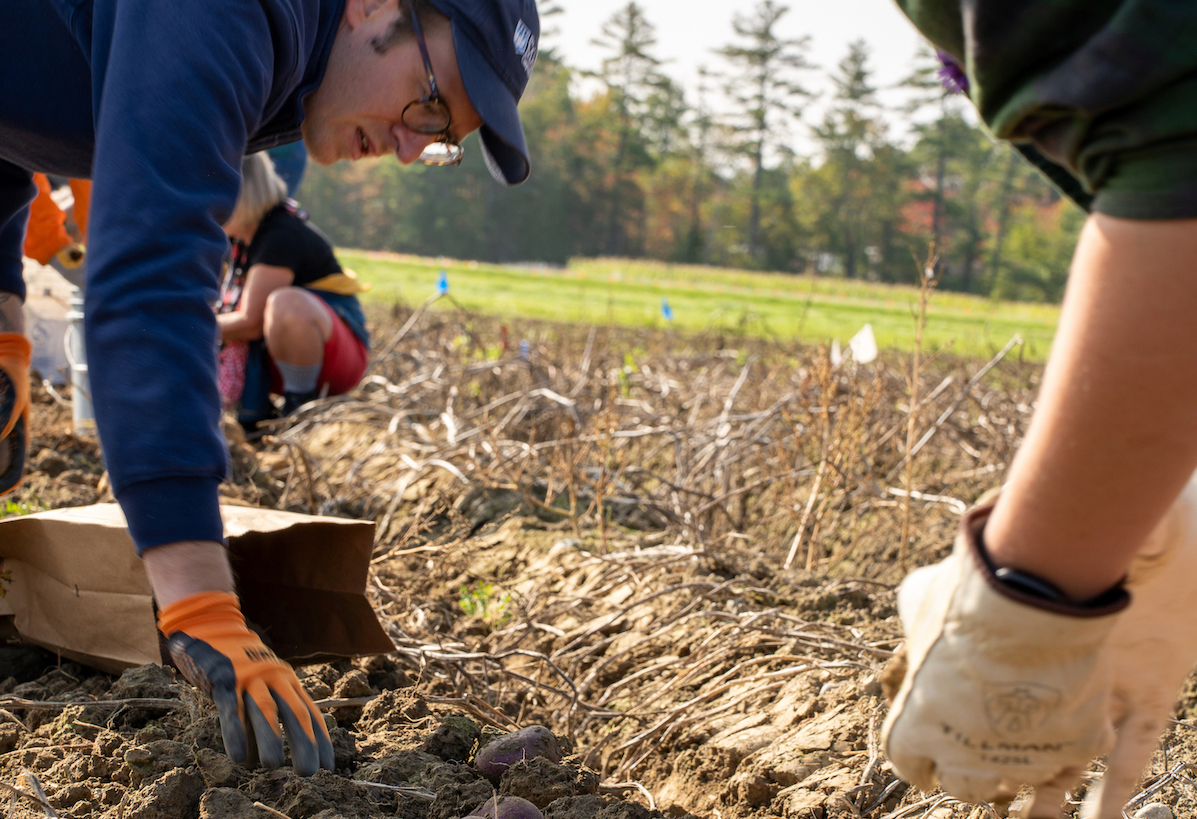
0;0;344;551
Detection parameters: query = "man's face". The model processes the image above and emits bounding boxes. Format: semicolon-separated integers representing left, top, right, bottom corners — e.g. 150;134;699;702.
302;0;484;166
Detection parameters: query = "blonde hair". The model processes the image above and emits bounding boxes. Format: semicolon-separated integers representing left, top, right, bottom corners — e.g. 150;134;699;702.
227;152;288;233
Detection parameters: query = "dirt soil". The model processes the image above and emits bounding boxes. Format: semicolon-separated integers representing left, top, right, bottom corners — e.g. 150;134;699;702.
5;303;1191;819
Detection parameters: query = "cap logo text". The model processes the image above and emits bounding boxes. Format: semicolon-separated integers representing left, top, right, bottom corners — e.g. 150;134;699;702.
513;19;537;77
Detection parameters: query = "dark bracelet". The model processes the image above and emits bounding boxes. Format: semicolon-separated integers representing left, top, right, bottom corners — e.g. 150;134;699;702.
992;566;1072;603
964;506;1130;616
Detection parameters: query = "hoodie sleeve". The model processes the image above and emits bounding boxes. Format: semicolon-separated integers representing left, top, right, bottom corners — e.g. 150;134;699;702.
83;0;277;551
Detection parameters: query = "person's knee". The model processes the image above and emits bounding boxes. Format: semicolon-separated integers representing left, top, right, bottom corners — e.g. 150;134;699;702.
264;288;329;336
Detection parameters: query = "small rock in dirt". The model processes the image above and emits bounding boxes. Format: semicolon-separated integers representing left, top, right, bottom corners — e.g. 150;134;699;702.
0;723;20;754
359;654;413;690
1133;804;1174;819
359;688;431;733
303;678;334;700
126;767;204;819
272;769;383;818
196;747;241;787
500;757;599;809
10;681;48;700
729;768;779;808
334;669;372;698
356;750;444;788
200;788;259;819
134;723;169;744
330;725;358;769
111;664;178;700
33;451;69;477
545;795;662;819
124;747;153;766
428;779;493;819
94;730;124;757
57;783;92;807
59;468;93;485
423;713;481;762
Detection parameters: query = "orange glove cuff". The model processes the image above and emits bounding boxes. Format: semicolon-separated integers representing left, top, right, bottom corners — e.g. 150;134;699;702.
157;590;245;637
0;333;31;442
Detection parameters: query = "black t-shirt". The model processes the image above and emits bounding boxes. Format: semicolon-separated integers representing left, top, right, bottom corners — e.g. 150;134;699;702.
244;203;341;286
218;201;370;346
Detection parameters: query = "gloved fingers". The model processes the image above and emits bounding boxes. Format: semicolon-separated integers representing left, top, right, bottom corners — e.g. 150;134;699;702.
937;767;1017;806
1084;712;1169;819
0;364;27;496
210;682;249;764
895;564;940;627
1024;767;1083;819
0;412;25;496
272;689;323;776
285;682;335;772
0;335;30;443
883;745;938;795
244;680;286;769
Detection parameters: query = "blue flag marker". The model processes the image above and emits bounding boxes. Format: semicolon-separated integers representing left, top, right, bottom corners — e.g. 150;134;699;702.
436;270;449;295
661;298;674;322
519;339;531;361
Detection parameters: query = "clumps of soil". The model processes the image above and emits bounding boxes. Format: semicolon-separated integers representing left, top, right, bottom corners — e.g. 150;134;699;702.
0;656;637;819
9;307;1062;819
499;757;599;808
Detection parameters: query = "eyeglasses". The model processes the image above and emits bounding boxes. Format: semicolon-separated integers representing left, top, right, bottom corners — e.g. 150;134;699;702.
401;2;464;166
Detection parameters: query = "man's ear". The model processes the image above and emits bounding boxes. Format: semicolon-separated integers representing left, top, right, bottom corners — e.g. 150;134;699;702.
343;0;398;28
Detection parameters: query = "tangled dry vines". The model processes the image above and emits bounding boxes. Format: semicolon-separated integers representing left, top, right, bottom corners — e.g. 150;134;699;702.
208;301;1049;817
35;299;1194;819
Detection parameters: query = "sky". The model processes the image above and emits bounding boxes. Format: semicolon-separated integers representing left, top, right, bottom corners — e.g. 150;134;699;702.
549;0;932;147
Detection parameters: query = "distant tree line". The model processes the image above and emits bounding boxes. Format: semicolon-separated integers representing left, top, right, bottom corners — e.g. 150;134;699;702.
302;1;1083;302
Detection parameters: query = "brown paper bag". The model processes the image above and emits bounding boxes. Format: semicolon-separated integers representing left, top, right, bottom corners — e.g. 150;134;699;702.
0;504;393;673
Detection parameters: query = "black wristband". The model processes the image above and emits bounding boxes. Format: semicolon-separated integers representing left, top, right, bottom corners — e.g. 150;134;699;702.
964;506;1130;616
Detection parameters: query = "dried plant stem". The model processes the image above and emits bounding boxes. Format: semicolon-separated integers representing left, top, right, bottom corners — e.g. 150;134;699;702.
900;247;938;570
785;458;825;571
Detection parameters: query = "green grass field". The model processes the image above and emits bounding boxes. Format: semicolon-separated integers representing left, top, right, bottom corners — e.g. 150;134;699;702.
342;250;1061;361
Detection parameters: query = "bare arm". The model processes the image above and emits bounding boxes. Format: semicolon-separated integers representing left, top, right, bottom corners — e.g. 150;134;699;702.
0;292;25;335
986;215;1197;599
142;540;235;607
217;263;294;342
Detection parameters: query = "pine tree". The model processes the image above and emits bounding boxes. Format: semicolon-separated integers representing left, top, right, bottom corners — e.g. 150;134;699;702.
716;0;813;264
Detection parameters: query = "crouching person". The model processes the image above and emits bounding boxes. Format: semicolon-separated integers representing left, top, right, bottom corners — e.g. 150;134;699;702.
217;153;370;430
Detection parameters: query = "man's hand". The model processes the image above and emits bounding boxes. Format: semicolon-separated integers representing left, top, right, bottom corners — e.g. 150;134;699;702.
158;592;334;775
0;333;30;495
881;505;1128;809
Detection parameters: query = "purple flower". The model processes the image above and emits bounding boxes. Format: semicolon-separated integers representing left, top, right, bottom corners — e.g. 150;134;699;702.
936;51;969;94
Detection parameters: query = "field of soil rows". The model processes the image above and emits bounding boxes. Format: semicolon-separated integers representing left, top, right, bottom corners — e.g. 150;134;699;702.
6;303;1197;819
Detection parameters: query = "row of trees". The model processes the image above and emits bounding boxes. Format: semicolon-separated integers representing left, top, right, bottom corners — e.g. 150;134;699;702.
302;2;1083;302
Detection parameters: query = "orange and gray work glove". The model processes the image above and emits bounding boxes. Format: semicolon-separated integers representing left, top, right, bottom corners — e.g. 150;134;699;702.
881;503;1129;811
0;333;30;496
157;592;334;775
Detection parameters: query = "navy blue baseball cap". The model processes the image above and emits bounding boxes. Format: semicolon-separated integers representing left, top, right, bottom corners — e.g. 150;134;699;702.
427;0;539;185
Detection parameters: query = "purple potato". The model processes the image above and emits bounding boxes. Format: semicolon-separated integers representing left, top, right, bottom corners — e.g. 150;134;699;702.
470;796;544;819
474;725;561;784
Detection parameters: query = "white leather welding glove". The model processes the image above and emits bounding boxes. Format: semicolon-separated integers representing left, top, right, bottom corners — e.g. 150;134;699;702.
881;503;1129;806
1068;477;1197;819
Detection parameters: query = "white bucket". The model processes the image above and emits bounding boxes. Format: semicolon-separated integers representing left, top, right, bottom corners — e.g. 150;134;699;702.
24;297;69;386
65;289;94;434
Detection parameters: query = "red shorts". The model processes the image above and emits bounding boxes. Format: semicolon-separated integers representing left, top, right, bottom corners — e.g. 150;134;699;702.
269;300;368;396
